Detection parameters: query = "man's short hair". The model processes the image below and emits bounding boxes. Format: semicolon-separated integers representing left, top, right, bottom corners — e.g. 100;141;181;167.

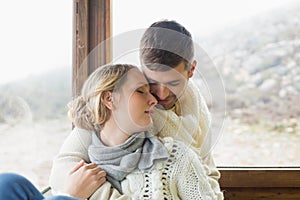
140;20;194;71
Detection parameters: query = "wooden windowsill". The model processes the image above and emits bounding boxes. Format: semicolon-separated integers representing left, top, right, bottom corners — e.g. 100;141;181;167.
218;168;300;199
218;167;300;187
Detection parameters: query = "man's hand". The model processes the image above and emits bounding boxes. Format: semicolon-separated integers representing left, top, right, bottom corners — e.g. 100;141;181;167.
64;160;106;199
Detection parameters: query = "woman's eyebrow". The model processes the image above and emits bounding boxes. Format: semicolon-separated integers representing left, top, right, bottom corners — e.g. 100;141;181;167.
136;82;150;90
133;82;149;88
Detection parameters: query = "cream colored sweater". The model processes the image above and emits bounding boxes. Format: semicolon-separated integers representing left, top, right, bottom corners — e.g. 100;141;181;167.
49;81;223;199
95;137;218;200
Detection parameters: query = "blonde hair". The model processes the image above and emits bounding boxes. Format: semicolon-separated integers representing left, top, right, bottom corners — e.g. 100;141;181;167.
68;64;135;132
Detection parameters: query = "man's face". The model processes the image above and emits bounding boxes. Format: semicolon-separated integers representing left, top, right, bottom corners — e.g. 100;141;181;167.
143;61;191;110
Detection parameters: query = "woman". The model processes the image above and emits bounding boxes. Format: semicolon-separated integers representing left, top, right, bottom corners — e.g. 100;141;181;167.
62;63;217;199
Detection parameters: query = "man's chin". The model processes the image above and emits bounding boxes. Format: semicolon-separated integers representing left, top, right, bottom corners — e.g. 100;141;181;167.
155;104;166;110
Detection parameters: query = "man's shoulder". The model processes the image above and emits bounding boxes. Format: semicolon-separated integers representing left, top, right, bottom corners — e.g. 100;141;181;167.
73;127;93;134
66;127;93;145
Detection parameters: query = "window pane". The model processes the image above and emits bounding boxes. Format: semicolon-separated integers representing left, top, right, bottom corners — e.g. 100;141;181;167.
0;0;72;189
113;0;300;167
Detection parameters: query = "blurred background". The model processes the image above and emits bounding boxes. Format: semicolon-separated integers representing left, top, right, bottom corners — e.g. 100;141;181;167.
0;0;299;189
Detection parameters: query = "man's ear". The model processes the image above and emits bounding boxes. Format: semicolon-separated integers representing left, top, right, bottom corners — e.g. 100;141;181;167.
189;60;197;78
103;91;113;110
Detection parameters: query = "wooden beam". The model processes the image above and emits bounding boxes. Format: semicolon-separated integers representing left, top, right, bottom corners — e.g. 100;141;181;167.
73;0;89;97
219;168;300;200
88;0;111;73
219;168;300;188
73;0;111;97
222;187;300;200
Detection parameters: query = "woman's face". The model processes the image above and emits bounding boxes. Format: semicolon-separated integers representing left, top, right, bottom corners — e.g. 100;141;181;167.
112;68;157;134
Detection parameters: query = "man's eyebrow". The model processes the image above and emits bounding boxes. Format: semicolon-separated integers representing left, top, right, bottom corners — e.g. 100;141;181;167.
167;80;180;84
146;77;158;83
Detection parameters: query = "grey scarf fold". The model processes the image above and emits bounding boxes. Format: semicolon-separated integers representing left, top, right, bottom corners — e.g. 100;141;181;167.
88;131;169;193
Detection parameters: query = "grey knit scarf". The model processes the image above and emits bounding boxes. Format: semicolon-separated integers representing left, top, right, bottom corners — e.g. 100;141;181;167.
88;131;169;193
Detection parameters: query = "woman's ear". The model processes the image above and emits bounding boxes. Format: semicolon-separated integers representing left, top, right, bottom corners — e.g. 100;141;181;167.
103;91;113;110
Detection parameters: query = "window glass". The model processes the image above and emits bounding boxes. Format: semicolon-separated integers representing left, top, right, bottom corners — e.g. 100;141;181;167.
0;0;72;188
113;0;300;167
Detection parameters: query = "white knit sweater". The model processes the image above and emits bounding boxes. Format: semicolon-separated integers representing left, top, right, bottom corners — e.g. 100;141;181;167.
49;81;223;199
121;137;217;200
91;136;218;200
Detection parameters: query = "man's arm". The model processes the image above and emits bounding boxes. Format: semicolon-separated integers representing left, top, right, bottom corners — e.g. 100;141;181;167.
64;160;106;199
49;128;92;194
49;128;131;200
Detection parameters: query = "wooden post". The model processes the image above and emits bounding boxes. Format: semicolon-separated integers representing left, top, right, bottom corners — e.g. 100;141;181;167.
73;0;111;97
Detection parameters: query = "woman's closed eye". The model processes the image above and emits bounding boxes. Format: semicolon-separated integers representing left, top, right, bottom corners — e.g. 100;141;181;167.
135;84;150;94
136;89;144;94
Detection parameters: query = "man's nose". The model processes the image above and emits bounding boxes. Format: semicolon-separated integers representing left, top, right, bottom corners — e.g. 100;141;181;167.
153;84;169;100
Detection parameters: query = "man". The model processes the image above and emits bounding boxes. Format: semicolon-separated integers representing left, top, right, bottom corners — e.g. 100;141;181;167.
140;20;208;148
49;20;223;199
140;20;223;199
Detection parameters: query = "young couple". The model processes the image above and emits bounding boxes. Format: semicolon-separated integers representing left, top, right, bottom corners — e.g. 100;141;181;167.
0;20;223;200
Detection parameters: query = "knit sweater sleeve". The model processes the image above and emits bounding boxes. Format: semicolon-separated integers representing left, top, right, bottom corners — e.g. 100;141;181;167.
175;142;223;200
89;182;131;200
49;128;131;200
49;128;92;195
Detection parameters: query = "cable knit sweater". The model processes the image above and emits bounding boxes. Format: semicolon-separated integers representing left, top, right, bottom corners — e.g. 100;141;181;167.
97;136;217;200
49;81;224;199
149;80;210;150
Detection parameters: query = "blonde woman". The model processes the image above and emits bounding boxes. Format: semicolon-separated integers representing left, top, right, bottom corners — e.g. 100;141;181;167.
51;64;217;199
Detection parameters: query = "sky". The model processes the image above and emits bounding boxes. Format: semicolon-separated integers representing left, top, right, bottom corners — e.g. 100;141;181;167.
0;0;72;84
113;0;298;36
0;0;297;84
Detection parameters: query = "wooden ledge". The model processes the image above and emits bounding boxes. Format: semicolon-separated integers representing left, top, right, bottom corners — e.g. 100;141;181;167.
218;168;300;199
218;167;300;188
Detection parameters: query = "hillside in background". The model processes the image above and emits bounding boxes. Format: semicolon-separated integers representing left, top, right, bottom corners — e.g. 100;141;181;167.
1;3;299;134
0;67;72;124
198;3;300;133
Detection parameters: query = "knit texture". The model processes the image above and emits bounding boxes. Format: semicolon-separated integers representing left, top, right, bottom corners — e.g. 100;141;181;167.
88;131;169;193
120;137;218;200
149;80;211;152
49;81;224;199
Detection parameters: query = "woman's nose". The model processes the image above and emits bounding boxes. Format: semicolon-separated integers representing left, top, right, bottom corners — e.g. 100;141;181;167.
148;93;158;107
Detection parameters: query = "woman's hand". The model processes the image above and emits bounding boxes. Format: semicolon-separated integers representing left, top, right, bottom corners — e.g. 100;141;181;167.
64;160;106;199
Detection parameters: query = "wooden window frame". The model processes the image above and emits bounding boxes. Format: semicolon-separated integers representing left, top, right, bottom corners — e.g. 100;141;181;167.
73;0;111;97
73;1;300;199
219;167;300;199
